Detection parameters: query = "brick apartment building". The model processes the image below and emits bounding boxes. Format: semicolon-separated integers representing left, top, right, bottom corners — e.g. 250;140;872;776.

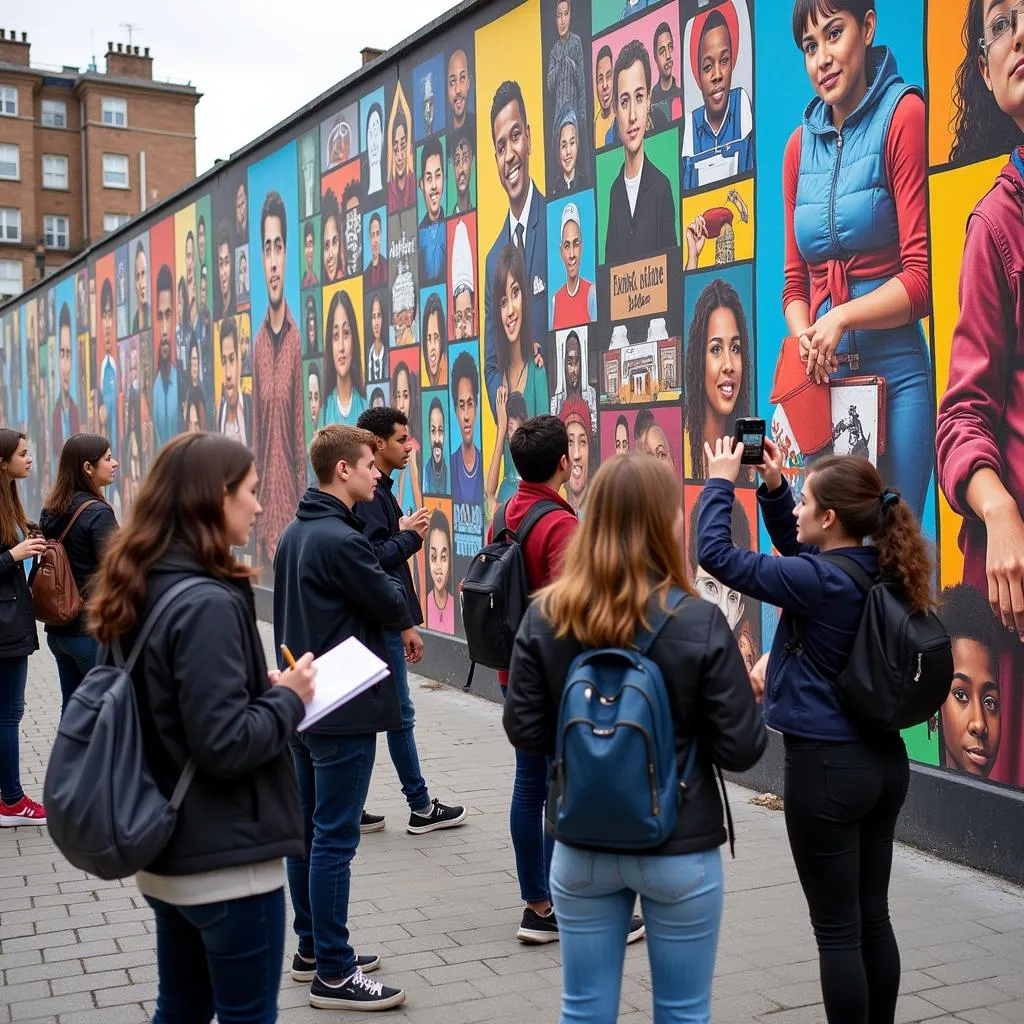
0;30;200;300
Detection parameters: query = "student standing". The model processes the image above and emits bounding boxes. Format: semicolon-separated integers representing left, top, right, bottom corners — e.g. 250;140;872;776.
505;454;765;1021
86;432;317;1023
698;436;931;1024
39;434;119;713
0;430;46;827
274;424;408;1012
355;406;467;836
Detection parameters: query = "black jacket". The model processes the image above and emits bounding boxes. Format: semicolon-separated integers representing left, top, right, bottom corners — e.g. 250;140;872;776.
127;551;305;876
0;535;38;659
504;593;767;856
273;488;406;735
39;491;118;635
604;156;678;265
354;473;423;631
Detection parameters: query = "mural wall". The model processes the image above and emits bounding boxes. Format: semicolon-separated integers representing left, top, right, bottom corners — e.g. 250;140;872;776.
2;0;1023;792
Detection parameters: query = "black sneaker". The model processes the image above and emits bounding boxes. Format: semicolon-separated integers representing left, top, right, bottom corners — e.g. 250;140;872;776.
360;811;386;834
309;969;405;1010
516;907;559;944
407;799;467;835
291;952;381;983
515;908;645;945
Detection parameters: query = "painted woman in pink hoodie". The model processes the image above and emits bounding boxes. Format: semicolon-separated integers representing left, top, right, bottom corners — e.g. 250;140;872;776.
936;0;1024;787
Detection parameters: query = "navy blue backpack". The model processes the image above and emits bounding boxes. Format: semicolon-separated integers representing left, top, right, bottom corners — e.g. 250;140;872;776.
551;588;697;850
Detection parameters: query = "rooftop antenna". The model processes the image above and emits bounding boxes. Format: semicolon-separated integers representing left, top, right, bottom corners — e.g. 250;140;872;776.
119;22;143;47
88;28;97;72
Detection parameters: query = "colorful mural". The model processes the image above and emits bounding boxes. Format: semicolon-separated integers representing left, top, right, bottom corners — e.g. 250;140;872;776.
2;0;1023;792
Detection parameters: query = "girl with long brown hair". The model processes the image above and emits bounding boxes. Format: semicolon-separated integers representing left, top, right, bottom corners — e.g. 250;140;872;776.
0;429;46;826
698;437;932;1023
504;454;765;1022
87;432;316;1023
39;433;118;714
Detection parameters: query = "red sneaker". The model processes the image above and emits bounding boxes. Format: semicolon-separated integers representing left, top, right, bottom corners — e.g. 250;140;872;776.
0;796;47;826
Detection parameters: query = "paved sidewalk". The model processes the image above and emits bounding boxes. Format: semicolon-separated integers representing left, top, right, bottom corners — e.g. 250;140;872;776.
1;624;1023;1024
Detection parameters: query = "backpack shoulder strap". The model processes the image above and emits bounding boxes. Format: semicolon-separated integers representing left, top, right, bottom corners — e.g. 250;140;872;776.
116;577;225;673
512;499;564;547
636;587;687;657
818;552;877;594
492;502;507;539
57;499;100;544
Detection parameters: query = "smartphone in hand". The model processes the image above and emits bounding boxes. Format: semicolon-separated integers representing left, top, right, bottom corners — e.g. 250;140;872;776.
733;417;766;465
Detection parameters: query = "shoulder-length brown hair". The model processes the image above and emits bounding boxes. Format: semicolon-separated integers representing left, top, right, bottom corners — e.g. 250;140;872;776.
537;454;694;648
88;432;255;643
43;433;112;517
0;429;30;548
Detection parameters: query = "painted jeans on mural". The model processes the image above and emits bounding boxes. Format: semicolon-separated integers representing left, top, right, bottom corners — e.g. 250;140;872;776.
807;277;933;522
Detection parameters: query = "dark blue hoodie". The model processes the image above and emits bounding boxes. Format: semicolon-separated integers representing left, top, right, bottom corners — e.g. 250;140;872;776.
273;488;407;736
697;478;877;742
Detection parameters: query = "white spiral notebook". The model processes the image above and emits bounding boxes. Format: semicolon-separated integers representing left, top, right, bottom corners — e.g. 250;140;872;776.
297;637;391;732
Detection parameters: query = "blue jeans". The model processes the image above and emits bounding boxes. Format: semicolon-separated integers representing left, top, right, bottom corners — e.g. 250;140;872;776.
550;843;724;1023
0;656;28;804
144;888;286;1023
817;279;934;522
287;731;376;980
383;630;430;812
511;749;554;903
47;632;98;715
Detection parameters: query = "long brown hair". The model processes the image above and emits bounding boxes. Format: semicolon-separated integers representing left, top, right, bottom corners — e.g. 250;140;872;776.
537;455;694;648
807;455;934;613
88;432;255;642
43;433;112;517
0;429;29;548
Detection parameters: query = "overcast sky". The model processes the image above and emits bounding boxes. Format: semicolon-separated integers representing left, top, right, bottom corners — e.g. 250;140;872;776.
16;1;461;174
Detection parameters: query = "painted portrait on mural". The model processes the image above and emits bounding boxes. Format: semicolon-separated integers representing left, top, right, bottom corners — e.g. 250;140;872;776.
446;40;477;217
321;279;366;429
248;144;306;569
360;89;387;202
387;81;417;213
933;0;1024;787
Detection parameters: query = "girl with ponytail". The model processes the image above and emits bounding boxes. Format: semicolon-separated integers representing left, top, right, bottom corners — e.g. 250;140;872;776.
697;437;932;1024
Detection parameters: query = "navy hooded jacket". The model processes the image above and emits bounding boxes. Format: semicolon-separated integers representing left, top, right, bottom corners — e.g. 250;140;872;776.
273;488;407;735
697;478;877;742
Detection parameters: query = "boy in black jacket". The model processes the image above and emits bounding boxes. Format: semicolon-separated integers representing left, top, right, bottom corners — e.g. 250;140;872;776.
355;406;465;835
273;424;407;1012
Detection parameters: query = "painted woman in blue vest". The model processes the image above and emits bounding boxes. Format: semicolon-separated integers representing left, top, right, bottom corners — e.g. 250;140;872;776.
783;0;931;521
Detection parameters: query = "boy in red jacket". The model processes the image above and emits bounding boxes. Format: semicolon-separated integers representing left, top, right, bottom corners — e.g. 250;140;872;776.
487;416;644;945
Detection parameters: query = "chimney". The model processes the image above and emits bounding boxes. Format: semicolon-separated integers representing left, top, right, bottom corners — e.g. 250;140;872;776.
104;40;153;80
361;47;384;66
0;27;30;67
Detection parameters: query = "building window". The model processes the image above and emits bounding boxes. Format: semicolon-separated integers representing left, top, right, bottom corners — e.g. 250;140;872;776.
42;154;69;190
0;144;19;180
0;86;16;117
44;215;70;250
41;99;67;128
0;259;23;297
103;212;130;233
102;97;127;128
0;208;21;242
102;154;129;189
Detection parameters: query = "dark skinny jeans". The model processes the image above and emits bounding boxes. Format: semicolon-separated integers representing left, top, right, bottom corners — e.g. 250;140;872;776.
783;734;910;1024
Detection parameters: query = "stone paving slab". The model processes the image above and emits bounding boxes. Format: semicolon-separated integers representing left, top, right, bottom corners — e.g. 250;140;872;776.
0;623;1022;1023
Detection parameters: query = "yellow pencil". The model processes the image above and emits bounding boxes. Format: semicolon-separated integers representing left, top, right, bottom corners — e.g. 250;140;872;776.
280;644;298;670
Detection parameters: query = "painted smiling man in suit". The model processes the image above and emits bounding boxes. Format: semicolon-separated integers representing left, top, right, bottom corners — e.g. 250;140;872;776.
484;80;547;419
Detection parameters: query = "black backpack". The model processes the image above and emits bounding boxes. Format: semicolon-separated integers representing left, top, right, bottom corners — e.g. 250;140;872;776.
44;577;214;880
460;499;562;688
789;553;953;732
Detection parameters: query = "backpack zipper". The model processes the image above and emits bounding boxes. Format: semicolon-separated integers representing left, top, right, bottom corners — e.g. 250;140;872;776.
913;651;922;684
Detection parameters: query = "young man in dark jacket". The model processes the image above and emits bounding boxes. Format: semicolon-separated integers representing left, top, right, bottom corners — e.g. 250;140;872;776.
355;406;466;835
485;415;645;944
273;424;408;1012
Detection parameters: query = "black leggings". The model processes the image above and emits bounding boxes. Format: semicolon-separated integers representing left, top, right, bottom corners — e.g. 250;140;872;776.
783;735;910;1024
